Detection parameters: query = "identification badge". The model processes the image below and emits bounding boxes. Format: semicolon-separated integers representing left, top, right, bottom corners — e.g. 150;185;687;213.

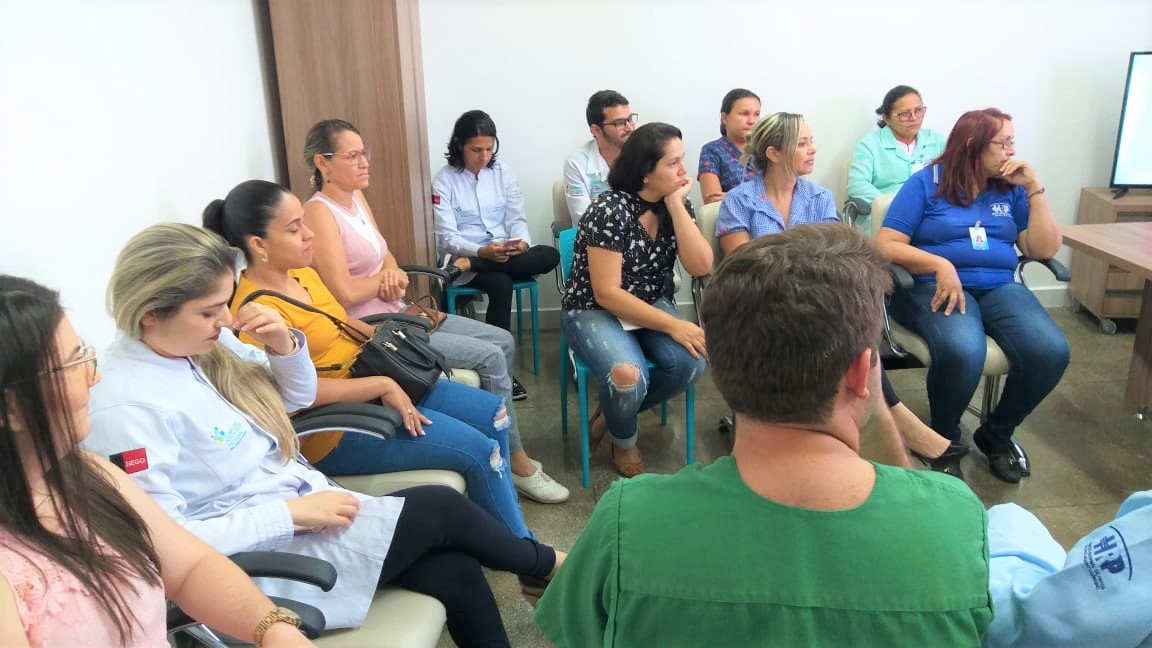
590;178;607;198
969;223;989;251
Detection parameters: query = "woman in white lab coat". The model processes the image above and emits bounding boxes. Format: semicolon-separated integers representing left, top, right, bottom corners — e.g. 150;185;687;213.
83;223;562;647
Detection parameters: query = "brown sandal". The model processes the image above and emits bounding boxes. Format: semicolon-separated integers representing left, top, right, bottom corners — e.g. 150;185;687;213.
611;446;645;478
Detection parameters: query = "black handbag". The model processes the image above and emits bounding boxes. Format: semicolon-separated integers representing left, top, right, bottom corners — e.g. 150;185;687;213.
235;290;451;403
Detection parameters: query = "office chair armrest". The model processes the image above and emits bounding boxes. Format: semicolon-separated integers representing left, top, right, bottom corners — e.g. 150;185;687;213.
691;275;709;323
888;263;915;291
293;403;402;441
550;220;572;239
1018;256;1071;282
841;197;871;227
229;552;338;591
400;264;451;285
167;553;335;638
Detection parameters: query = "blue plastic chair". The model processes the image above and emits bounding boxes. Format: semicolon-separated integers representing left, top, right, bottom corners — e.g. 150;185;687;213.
556;227;695;487
444;280;540;375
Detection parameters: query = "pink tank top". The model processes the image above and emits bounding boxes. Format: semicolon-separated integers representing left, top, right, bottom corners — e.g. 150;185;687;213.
307;192;405;319
0;530;167;647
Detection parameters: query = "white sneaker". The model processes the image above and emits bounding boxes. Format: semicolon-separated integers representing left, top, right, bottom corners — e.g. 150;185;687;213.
513;467;570;504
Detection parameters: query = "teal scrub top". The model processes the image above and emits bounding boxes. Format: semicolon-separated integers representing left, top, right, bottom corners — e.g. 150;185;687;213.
848;126;945;206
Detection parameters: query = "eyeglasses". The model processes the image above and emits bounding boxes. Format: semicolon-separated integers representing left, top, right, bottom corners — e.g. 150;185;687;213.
601;114;638;129
989;138;1016;150
43;344;98;379
894;106;927;122
322;148;371;164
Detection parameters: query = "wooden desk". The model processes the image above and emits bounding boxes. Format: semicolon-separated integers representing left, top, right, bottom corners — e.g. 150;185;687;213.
1062;221;1152;417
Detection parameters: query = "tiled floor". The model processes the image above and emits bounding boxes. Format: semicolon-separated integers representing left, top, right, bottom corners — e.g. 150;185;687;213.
443;307;1151;647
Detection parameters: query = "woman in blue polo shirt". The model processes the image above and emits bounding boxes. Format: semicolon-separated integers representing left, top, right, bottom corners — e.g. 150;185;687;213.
877;108;1069;483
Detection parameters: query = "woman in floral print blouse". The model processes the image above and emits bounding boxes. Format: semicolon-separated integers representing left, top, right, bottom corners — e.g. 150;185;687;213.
560;123;713;477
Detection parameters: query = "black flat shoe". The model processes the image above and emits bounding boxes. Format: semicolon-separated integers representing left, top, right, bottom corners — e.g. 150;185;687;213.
911;440;971;465
974;429;1024;484
512;377;528;401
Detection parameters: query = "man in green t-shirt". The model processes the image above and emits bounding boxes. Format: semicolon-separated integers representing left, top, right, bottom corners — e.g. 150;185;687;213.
536;223;992;647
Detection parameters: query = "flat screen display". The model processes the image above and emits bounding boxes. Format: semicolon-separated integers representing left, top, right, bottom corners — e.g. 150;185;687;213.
1111;51;1152;188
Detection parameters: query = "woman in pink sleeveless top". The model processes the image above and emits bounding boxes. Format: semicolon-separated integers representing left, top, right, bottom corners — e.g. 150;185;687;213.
300;119;569;504
0;276;313;648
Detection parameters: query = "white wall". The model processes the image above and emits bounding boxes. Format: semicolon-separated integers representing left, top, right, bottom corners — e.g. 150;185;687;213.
0;0;277;350
420;0;1152;312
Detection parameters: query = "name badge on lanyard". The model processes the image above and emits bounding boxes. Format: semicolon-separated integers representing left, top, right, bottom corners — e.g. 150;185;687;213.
969;220;989;251
590;175;607;199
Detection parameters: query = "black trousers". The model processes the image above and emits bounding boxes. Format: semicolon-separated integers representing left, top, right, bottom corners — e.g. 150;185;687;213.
465;245;560;331
378;486;555;647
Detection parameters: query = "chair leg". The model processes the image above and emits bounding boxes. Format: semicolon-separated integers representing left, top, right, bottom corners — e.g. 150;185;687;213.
685;384;696;464
446;289;457;315
559;338;569;437
529;283;540;375
660;400;668;425
514;287;524;345
577;368;591;488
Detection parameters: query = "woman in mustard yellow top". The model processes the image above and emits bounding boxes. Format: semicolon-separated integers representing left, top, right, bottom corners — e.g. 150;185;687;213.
204;179;534;540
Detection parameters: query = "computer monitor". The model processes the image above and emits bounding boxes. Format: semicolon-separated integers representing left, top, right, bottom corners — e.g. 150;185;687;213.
1110;51;1152;198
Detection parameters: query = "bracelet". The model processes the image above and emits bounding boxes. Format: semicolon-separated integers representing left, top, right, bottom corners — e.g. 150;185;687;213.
1027;186;1046;200
254;608;302;647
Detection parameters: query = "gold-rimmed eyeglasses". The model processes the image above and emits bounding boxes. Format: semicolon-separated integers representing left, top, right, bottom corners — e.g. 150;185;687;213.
894;106;927;122
43;344;98;378
322;148;371;164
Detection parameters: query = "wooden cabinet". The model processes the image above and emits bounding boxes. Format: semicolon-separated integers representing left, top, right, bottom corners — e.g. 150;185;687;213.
1069;188;1152;331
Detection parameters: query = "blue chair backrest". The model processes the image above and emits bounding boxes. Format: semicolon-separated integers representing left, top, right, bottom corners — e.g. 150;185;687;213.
558;227;578;284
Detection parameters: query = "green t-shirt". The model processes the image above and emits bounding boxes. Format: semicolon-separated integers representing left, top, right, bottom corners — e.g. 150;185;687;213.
536;457;992;647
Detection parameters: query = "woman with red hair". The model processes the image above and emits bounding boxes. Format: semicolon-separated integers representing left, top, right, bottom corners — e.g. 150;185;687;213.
876;108;1068;484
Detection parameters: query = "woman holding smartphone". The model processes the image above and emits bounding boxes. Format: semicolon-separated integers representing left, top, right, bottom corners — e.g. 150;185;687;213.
432;110;560;400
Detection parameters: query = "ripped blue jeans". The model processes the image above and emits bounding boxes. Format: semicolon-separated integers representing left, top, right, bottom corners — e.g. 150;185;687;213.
313;380;532;539
561;298;706;449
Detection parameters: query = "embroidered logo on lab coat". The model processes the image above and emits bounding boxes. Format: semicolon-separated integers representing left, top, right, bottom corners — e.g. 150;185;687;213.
211;421;248;450
1082;526;1133;590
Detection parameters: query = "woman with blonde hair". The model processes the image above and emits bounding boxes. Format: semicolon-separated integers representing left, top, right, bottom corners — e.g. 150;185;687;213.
716;112;960;471
0;275;313;648
83;223;563;646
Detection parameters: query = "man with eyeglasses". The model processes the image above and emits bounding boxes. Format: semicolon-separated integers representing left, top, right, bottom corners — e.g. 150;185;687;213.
562;90;637;225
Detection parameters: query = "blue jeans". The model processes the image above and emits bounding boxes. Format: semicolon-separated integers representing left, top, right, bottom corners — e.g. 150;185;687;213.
313;380;532;539
561;298;706;449
889;281;1070;443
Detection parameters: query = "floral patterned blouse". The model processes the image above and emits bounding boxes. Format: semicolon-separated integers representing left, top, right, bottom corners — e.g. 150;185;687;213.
562;189;694;311
0;529;167;647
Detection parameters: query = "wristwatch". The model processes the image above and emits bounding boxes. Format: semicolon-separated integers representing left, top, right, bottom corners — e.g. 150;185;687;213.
254;606;303;646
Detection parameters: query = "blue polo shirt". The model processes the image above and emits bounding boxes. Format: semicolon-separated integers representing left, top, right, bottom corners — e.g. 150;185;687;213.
884;165;1030;290
715;176;838;239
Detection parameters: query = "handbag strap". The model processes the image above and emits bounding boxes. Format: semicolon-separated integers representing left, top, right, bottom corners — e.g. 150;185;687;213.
234;289;369;344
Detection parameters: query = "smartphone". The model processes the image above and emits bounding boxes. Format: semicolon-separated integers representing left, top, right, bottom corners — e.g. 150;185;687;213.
504;238;523;250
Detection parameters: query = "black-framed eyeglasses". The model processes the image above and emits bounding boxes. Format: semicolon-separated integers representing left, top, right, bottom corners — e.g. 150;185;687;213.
989;138;1016;150
894;106;927;122
601;114;638;129
321;148;371;164
43;344;98;378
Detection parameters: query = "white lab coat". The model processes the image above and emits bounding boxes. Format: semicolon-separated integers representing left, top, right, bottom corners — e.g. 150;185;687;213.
985;492;1152;647
562;139;611;225
432;161;532;286
84;330;404;629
